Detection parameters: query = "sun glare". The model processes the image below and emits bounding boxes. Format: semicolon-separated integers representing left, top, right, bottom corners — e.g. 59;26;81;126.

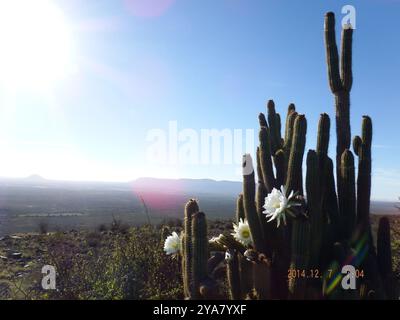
0;0;76;91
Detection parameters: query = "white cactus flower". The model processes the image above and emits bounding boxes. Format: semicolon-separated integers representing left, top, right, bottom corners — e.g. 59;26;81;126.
232;218;253;247
164;232;181;256
263;186;301;227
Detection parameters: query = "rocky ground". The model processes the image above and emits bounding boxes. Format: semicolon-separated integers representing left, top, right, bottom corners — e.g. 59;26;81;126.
0;215;399;300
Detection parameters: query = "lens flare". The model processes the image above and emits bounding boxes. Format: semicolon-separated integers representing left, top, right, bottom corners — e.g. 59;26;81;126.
324;230;370;296
0;0;76;91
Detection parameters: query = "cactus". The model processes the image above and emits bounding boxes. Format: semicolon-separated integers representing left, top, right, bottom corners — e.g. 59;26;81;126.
235;192;254;298
324;12;353;182
377;217;398;299
191;212;208;299
377;217;392;279
285;114;306;195
242;154;266;254
316;114;330;158
267;100;283;154
355;116;372;226
181;200;222;299
173;11;397;301
288;220;310;299
226;250;242;300
235;194;245;223
182;199;199;298
259;126;276;193
339;149;356;240
285;115;309;299
306;150;323;271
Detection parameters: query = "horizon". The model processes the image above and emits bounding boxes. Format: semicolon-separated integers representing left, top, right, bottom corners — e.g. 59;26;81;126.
0;0;399;201
0;173;398;203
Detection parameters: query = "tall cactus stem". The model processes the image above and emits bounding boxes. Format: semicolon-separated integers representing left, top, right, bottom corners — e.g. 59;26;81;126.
258;113;268;128
316;113;330;157
236;194;245;223
191;211;209;299
182;199;199;298
259;127;276;192
324;12;353;195
306;150;323;270
226;251;242;300
356;116;372;226
341;26;353;91
289;220;311;299
267;100;282;154
377;217;392;278
324;12;342;94
339;150;356;240
274;149;286;190
285;114;307;195
242;154;266;253
352;135;362;156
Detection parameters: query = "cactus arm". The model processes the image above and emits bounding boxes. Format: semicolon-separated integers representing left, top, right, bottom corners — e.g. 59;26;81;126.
236;194;245;223
283;110;298;171
356;116;372;226
339;150;356;240
324;12;342;94
258;112;268;128
322;157;340;240
182;199;199;299
191;212;209;299
377;217;398;299
226;251;242;300
242;154;266;253
377;217;392;278
288;220;310;299
316;113;330;157
274;149;286;190
259;127;276;192
238;254;254;299
267;100;283;154
285;114;307;195
352;135;362;156
306;150;323;270
341;26;353;91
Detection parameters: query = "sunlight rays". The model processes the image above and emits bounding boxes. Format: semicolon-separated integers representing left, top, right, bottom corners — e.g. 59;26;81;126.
0;0;77;91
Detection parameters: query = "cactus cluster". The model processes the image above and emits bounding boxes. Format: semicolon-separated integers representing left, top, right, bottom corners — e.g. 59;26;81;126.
170;12;398;300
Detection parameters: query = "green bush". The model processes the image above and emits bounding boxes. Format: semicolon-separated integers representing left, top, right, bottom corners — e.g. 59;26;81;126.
38;226;183;300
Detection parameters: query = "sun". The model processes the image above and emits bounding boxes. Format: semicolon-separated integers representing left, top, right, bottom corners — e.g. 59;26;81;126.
0;0;76;91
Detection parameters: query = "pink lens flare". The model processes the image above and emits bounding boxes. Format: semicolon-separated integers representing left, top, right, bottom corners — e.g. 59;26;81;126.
123;0;176;18
130;179;187;212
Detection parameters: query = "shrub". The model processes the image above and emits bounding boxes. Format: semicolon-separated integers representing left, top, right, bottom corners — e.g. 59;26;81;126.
33;226;183;300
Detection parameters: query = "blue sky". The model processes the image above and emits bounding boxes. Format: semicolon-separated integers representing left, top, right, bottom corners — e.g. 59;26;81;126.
0;0;399;200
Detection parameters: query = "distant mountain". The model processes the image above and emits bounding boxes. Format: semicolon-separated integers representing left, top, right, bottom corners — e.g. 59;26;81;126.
130;177;242;196
0;175;398;235
24;174;47;182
